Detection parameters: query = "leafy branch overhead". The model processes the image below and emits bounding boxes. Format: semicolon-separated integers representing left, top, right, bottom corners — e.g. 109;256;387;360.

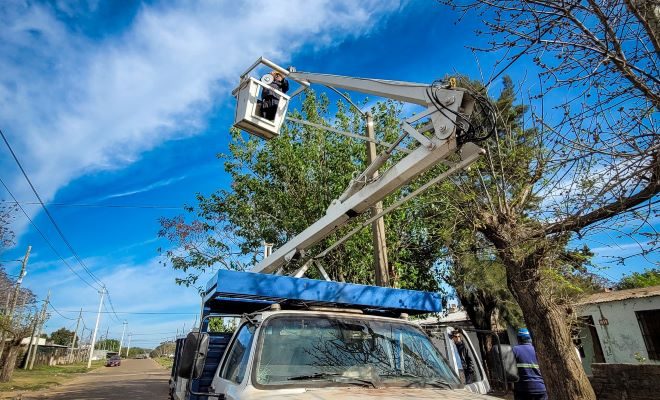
433;2;658;399
159;92;447;291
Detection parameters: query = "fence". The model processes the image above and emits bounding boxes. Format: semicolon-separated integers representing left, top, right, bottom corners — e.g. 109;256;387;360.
590;363;660;400
17;346;89;368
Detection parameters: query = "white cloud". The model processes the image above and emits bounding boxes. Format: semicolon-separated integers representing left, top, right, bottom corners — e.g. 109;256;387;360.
590;240;654;257
34;255;208;346
2;1;403;346
96;175;188;201
1;0;401;236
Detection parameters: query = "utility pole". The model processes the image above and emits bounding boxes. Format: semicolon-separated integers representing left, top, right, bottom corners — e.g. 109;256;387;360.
78;327;87;363
365;113;390;286
118;321;127;356
27;290;49;370
0;245;30;360
68;308;82;363
87;287;105;368
103;326;109;351
23;316;38;369
125;334;132;358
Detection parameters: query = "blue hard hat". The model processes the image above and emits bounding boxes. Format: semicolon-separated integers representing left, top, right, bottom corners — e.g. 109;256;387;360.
517;328;531;340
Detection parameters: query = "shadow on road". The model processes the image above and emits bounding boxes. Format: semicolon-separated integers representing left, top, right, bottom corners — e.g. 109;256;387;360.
13;360;170;400
33;377;168;400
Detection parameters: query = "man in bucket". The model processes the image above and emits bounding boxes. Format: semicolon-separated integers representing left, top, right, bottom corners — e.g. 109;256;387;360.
260;70;289;121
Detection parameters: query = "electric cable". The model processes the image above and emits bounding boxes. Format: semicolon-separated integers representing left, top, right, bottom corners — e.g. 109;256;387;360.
0;128;133;316
101;299;121;323
1;201;183;210
0;176;100;290
425;80;498;145
105;292;123;323
58;310;199;315
49;303;77;321
1;128;105;288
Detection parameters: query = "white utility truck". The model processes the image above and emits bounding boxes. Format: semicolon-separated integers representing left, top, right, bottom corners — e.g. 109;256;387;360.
170;58;506;399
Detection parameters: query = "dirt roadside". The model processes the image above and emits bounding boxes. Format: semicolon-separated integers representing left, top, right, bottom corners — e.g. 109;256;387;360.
1;358;169;400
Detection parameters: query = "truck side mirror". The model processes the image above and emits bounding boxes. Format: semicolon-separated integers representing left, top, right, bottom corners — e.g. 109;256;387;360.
176;332;209;379
192;333;210;379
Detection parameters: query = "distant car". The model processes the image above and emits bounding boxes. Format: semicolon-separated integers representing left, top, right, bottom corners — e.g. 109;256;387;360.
106;355;121;367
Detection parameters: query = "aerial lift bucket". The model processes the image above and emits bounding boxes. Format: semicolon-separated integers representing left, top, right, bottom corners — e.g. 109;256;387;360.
232;76;290;140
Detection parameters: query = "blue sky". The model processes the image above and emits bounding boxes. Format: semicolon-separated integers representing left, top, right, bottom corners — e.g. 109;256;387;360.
1;0;656;348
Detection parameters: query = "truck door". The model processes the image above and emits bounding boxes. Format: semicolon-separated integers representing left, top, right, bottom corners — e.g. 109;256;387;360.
211;323;256;399
456;327;490;394
426;326;490;394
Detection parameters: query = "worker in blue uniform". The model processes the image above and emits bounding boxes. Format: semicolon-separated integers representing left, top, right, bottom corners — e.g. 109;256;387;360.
512;328;547;400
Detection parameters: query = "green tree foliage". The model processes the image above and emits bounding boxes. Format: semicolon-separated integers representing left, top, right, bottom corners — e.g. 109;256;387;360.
0;266;37;382
49;327;76;346
158;91;443;291
617;268;660;290
0;203;17;249
434;77;606;332
208;317;238;333
95;338;120;351
127;347;152;358
150;341;176;358
434;2;658;397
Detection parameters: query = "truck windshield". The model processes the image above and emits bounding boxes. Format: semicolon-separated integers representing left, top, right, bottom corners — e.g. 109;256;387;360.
254;315;460;388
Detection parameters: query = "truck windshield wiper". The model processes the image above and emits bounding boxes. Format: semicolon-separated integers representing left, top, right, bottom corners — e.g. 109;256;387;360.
288;372;380;388
381;373;453;389
422;379;453;389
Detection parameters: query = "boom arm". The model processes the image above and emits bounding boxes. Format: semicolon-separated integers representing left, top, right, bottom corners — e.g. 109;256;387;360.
236;58;482;274
288;71;431;105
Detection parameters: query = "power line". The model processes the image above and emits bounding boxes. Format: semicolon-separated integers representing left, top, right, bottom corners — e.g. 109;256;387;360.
0;128;128;317
127;332;178;336
1;127;187;327
49;303;77;321
1;128;105;288
1;200;184;210
102;296;122;323
58;310;198;315
105;292;123;323
0;176;99;290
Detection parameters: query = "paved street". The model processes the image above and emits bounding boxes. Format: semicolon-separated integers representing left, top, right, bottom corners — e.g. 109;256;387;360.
21;359;170;400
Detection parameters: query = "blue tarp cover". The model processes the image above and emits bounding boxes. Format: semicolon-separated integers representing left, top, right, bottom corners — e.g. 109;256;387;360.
204;270;442;316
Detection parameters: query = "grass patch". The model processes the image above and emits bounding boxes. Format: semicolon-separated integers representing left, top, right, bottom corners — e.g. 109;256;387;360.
154;357;174;370
0;360;105;394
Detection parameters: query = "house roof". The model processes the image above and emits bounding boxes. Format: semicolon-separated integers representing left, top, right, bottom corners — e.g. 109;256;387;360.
576;285;660;306
415;310;471;325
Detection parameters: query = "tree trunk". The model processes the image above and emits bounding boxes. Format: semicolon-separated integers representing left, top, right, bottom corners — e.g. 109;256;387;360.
504;255;596;400
0;341;21;382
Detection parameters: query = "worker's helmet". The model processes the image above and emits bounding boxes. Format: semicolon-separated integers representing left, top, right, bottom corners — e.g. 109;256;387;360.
517;328;531;341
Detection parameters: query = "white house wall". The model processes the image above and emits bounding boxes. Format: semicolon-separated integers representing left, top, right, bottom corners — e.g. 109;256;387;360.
578;296;660;366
